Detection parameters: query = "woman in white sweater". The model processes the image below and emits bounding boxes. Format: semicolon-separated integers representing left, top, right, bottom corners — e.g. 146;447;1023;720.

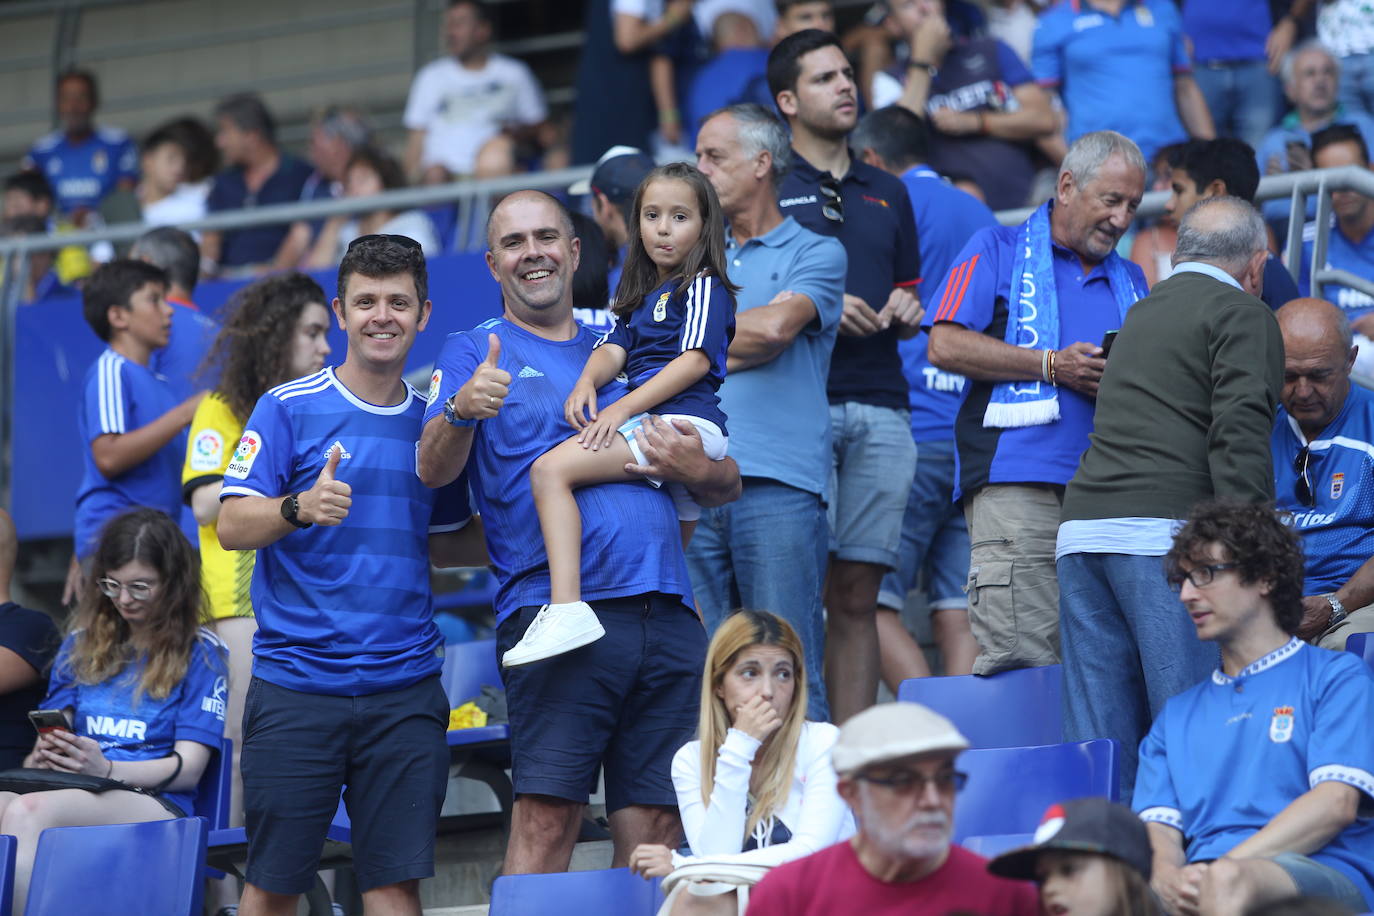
630;610;854;912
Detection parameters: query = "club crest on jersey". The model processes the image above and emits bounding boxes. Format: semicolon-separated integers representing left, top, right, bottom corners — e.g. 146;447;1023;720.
224;429;262;479
1331;473;1344;499
427;369;442;405
654;292;670;322
189;429;224;472
1270;705;1294;743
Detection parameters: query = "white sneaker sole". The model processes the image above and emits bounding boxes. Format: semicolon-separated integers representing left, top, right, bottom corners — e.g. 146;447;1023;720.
502;617;606;667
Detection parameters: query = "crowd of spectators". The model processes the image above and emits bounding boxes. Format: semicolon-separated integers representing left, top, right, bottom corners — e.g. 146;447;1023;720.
7;0;1374;914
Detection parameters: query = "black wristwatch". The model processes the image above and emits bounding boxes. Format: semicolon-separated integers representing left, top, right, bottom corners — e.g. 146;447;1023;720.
281;493;311;529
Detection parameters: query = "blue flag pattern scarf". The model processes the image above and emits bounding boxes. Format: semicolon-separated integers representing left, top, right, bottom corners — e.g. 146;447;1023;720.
984;201;1147;428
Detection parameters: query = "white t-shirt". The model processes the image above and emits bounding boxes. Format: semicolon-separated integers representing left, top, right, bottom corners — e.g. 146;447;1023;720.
403;53;547;175
612;0;774;38
144;182;209;228
671;721;855;868
335;210;441;260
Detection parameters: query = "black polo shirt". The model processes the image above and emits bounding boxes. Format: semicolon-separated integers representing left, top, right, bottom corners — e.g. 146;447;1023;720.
778;151;920;409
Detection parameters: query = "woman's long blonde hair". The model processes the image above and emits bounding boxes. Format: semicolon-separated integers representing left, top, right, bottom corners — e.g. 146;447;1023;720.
69;508;210;700
698;610;808;842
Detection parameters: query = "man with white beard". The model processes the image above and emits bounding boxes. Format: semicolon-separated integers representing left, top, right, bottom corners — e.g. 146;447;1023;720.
747;703;1039;914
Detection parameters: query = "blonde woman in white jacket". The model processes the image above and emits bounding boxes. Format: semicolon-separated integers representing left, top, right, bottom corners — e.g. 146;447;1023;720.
630;610;855;914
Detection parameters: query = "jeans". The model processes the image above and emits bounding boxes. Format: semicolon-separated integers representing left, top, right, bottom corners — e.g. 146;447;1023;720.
877;439;970;611
1193;59;1282;149
1058;552;1219;798
687;477;831;722
1340;51;1374;119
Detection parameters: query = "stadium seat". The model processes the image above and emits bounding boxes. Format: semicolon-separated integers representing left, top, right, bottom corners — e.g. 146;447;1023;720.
952;739;1119;842
896;665;1063;747
0;834;16;916
1346;632;1374;669
961;833;1035;858
489;867;664;916
194;737;234;831
442;639;514;822
26;817;207;916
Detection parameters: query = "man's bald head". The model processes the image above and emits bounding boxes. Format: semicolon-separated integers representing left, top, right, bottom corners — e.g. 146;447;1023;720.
1277;297;1357;437
0;508;16;601
486;189;575;251
484;189;581;322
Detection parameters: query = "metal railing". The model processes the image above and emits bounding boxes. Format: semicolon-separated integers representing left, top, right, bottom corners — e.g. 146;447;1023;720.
3;163;1374;512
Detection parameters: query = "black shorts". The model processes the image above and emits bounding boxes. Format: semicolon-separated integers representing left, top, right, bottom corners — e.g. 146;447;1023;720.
240;674;449;894
497;592;706;812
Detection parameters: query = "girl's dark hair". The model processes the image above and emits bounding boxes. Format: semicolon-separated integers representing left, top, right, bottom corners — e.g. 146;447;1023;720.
70;508;209;700
346;146;406;193
203;272;329;421
1165;500;1307;634
611;162;740;319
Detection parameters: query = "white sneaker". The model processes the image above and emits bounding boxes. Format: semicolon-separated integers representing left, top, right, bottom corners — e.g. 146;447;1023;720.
502;601;606;667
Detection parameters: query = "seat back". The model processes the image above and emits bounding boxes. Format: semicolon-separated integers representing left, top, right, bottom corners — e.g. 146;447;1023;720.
961;833;1036;858
441;639;503;706
1346;632;1374;669
896;665;1063;748
953;740;1119;842
0;834;16;916
26;817;208;916
191;738;233;830
489;868;663;916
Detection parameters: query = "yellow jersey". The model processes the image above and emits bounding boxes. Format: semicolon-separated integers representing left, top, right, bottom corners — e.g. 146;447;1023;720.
183;393;254;619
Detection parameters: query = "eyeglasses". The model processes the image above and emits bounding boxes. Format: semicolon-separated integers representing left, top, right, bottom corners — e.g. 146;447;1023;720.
96;578;159;601
345;233;423;253
1293;445;1315;507
1168;563;1239;590
854;768;968;795
819;177;844;224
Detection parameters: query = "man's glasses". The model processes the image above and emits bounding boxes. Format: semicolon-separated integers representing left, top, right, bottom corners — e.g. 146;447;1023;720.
96;578;159;601
1294;445;1315;507
854;769;968;795
1168;563;1239;590
819;177;843;224
345;233;423;253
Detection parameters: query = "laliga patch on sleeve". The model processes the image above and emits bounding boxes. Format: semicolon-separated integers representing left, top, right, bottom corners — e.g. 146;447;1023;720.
189;429;224;472
427;369;443;405
224;430;262;480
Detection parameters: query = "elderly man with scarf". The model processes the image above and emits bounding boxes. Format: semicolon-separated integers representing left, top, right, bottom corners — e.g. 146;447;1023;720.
925;131;1150;680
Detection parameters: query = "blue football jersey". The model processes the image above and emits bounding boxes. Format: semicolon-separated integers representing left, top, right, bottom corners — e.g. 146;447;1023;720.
219;368;470;696
25;127;138;214
424;317;695;625
600;273;735;433
45;628;228;817
74;349;184;558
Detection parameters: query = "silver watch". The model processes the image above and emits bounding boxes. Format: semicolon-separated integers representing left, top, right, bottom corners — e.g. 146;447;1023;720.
1325;593;1348;626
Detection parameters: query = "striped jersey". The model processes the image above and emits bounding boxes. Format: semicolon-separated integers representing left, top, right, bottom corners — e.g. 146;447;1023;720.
424;318;696;625
219;368;471;696
75;349;184;557
599;273;735;433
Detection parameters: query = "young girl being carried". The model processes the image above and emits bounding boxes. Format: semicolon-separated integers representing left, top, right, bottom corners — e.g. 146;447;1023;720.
506;162;738;668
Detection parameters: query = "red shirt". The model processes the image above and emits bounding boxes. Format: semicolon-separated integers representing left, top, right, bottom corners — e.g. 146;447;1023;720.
746;841;1038;916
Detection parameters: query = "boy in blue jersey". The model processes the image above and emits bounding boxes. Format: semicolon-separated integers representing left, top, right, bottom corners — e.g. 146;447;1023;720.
418;190;741;877
23;71;137;221
72;260;206;573
1136;501;1374;915
217;235;480;916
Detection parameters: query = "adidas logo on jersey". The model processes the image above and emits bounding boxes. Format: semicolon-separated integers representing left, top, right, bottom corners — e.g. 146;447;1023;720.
325;440;353;460
518;366;545;379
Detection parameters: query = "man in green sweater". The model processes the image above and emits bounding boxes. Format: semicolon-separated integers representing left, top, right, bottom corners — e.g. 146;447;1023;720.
1057;195;1284;796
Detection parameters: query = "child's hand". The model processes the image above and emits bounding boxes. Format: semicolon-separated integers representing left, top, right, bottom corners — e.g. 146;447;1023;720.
564;380;599;430
577;406;628;452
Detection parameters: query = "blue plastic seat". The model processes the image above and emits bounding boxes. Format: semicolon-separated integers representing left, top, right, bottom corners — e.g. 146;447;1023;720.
490;868;664;916
442;639;512;751
26;817;207;916
961;832;1036;858
194;737;234;830
1346;632;1374;670
896;665;1063;748
953;739;1119;842
0;834;16;916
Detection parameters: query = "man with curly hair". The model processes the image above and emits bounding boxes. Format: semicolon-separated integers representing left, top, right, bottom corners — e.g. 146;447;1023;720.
1134;500;1374;916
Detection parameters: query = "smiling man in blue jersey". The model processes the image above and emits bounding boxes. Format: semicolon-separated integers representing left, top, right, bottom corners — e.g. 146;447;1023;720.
23;70;136;222
417;190;741;876
1273;298;1374;652
1137;500;1374;915
217;235;477;916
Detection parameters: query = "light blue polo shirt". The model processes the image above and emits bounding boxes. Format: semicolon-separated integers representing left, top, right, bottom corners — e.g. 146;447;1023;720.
721;216;846;500
1300;218;1374;319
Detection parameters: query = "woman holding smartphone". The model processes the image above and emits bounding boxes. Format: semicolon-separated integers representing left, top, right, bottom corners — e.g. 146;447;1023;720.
5;507;226;911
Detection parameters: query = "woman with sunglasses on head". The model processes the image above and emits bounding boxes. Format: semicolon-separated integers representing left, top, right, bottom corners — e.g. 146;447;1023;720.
0;507;226;912
629;610;854;914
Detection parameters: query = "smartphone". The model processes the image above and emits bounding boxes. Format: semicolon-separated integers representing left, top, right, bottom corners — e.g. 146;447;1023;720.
28;709;69;734
1101;330;1119;358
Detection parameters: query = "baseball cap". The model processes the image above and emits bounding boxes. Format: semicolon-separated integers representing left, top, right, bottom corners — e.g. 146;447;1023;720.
569;146;657;201
987;797;1153;882
831;702;970;774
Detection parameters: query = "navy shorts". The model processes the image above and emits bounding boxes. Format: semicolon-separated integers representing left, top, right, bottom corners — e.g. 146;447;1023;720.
497;592;706;812
240;675;450;894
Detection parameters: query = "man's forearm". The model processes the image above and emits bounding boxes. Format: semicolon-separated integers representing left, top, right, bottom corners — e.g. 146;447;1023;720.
927;322;1043;381
1226;782;1359;860
1335;555;1374;612
1175;75;1217;139
217;495;297;550
727;297;817;371
684;456;741;508
418;416;474;489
